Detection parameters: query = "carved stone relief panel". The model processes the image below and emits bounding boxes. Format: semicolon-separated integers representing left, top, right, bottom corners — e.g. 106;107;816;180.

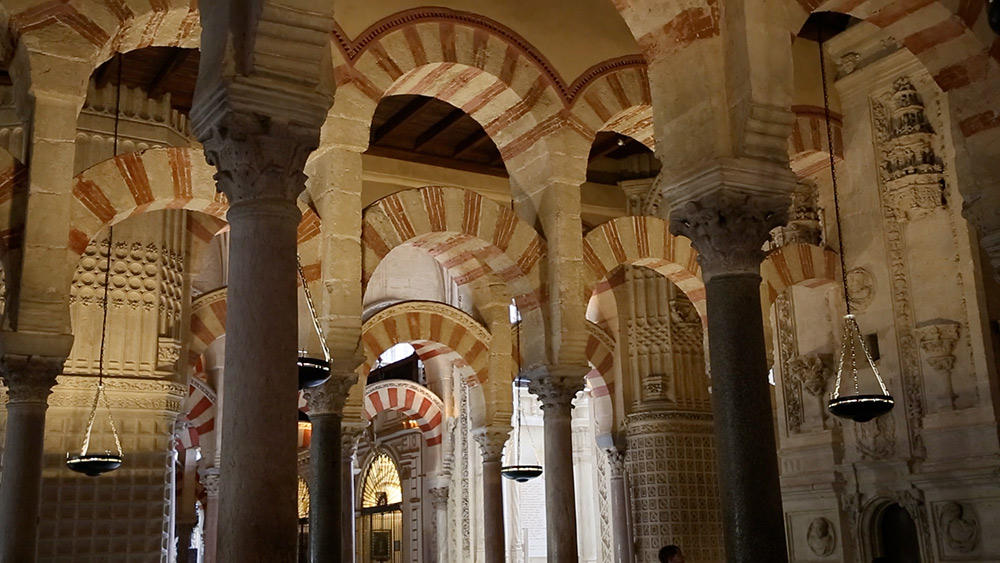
846;267;875;312
914;320;964;411
871;77;946;222
934;501;980;556
787;512;841;561
786;354;835;432
768;180;824;250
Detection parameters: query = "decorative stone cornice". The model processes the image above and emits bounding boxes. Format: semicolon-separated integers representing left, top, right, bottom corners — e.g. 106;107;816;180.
0;354;64;405
670;190;790;281
48;376;186;414
523;364;589;410
472;427;512;462
304;373;359;416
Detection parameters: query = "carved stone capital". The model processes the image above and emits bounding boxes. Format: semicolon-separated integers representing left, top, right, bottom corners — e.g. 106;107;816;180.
428;486;449;510
1;354;64;405
472;427;511;463
197;112;318;205
523;365;588;411
659;159;794;280
304;373;358;415
604;448;626;479
199;467;221;497
671;190;789;280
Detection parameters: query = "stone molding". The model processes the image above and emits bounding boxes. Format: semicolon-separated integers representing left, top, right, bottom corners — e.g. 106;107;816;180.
48;376;186;414
0;354;64;405
304;374;358;415
472;427;511;462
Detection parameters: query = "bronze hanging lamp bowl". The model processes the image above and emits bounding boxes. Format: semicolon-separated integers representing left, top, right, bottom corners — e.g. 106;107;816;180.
296;254;331;390
500;465;543;483
297;355;330;389
813;26;894;424
66;452;124;477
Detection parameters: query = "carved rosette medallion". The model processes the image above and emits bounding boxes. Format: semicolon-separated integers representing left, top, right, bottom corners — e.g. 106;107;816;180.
846;267;876;312
806;517;837;557
936;501;980;554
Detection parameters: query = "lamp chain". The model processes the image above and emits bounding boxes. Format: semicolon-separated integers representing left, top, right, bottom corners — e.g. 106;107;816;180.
297;254;331;362
817;28;853;315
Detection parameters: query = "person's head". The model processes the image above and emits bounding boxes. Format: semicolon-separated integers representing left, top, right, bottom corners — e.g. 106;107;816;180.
659;545;685;563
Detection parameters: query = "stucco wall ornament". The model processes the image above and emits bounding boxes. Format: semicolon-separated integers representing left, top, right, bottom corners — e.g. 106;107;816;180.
937;501;979;553
872;77;946;222
806;517;837;557
846;267;875;312
915;320;961;407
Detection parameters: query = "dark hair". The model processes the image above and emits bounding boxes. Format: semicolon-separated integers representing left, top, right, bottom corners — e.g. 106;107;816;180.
659;545;682;562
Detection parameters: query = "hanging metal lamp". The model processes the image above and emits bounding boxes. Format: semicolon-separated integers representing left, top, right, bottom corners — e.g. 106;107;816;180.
66;55;128;477
816;26;895;423
501;380;542;482
296;254;330;389
990;0;1000;34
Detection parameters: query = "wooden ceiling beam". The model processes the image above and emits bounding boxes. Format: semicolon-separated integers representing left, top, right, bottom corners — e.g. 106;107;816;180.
413;108;465;151
148;49;190;97
452;128;490;159
589;134;625;161
94;58;119;89
371;97;432;145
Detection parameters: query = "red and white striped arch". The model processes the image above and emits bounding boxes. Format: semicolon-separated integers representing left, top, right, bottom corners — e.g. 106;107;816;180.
363;380;445;446
177;375;217;451
788;105;844;177
568;62;654;149
761;243;840;305
188;288;227;372
361;301;491;386
4;1;199;64
362;186;545;362
583;216;706;321
69;147;324;286
584;321;617;439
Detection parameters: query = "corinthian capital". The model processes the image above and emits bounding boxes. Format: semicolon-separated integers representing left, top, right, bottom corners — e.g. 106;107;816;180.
303;373;358;416
661;159;796;281
1;354;64;405
604;448;626;479
473;426;512;462
197;113;318;205
523;364;588;410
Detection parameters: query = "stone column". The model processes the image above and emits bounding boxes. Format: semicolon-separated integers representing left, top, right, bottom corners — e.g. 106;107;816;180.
604;448;633;563
304;376;357;563
0;355;63;563
428;486;450;563
526;367;588;562
200;468;221;563
176;523;196;563
667;163;793;562
473;427;511;563
341;436;358;563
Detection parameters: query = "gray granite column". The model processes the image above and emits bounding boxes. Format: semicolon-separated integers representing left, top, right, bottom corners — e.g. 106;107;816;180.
667;163;794;562
526;366;588;562
304;376;356;563
474;427;511;563
0;355;63;563
195;115;318;563
604;448;633;563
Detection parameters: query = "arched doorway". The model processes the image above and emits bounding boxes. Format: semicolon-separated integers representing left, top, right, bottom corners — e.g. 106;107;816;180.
359;453;404;563
878;503;922;563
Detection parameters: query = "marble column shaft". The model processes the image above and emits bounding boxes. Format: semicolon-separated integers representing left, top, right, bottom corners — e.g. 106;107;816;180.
0;355;62;563
200;470;220;563
428;487;449;563
527;370;586;563
671;185;790;562
474;428;510;563
308;412;342;562
218;198;302;563
341;442;356;563
605;449;633;563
